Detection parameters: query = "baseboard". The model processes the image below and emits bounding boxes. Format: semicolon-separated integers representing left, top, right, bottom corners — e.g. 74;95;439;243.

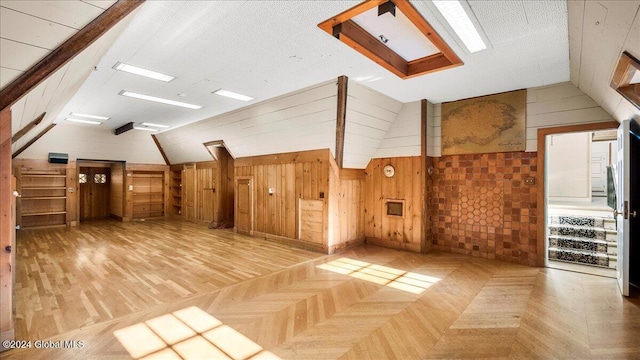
329;238;365;254
253;231;327;253
365;237;421;253
110;214;124;221
1;329;15;352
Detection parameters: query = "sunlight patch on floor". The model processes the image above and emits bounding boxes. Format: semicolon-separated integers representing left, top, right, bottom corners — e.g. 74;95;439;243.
113;306;280;359
317;258;441;294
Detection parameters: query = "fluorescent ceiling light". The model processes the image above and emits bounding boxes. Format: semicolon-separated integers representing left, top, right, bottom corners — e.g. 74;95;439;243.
213;89;254;102
66;118;101;125
113;62;175;82
432;0;486;53
69;112;109;120
119;90;203;109
141;122;170;128
133;126;159;132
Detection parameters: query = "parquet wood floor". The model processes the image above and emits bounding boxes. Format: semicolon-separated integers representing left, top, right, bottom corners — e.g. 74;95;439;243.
3;219;640;359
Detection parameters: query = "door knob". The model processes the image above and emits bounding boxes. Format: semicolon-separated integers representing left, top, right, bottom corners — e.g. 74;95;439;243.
632;210;637;218
613;209;622;217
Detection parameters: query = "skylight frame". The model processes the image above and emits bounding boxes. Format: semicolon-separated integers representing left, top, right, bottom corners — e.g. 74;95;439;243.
318;0;463;79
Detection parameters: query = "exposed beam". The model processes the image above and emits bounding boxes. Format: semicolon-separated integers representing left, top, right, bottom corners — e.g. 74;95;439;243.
420;99;428;254
0;108;14;342
0;0;145;111
12;124;56;159
152;134;170;165
11;112;46;144
334;20;407;77
407;53;460;79
335;76;348;168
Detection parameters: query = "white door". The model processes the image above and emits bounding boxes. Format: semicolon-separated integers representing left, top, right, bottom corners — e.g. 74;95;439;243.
616;120;631;295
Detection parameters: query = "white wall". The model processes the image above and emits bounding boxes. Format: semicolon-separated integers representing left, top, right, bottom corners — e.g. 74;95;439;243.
157;80;338;164
343;81;402;168
372;100;421;159
547;132;591;201
17;122;166;164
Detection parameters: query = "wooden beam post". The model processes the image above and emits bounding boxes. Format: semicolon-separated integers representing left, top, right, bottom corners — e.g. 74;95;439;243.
0;0;145;111
12;124;56;159
11;112;45;144
420;99;428;253
335;76;348;168
152;134;170;165
0;108;15;345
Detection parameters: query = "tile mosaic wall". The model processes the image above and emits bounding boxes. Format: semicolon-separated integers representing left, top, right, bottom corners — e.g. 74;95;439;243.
426;152;538;266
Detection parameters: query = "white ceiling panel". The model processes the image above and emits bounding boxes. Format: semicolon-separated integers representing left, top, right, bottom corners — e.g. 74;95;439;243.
0;39;50;72
0;7;76;50
1;0;103;29
0;66;22;88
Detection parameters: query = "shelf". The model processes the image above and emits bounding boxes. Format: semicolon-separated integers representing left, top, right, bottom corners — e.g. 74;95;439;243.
22;211;66;216
22;187;67;190
22;197;67;200
22;174;66;178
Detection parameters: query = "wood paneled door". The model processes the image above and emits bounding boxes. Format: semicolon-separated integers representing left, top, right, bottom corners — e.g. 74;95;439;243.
236;178;252;235
79;167;110;220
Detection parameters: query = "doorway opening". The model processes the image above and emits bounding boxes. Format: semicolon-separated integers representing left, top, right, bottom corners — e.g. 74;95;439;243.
544;129;618;277
77;160;125;221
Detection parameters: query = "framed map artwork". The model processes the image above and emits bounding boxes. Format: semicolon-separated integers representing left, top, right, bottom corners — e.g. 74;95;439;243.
441;89;526;155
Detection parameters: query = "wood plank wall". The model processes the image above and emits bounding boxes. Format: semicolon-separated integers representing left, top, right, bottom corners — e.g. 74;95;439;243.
363;157;423;252
328;158;365;253
110;163;124;219
234;149;331;252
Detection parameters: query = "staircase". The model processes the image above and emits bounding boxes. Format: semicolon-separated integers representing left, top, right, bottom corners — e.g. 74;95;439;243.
548;214;617;269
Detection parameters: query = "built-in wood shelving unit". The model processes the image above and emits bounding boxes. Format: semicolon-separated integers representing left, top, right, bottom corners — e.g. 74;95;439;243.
18;169;67;228
170;165;183;216
131;171;165;219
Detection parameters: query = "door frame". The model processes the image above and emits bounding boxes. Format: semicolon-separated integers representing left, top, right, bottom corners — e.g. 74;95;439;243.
235;176;253;235
76;160;125;222
536;121;619;267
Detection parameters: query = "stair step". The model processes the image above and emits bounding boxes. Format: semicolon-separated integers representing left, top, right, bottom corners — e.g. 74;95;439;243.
548;235;617;255
548;224;616;241
548;248;617;269
549;215;616;229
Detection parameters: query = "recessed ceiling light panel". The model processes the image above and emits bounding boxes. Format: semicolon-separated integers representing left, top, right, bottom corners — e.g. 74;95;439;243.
133;126;159;132
119;90;203;109
66;118;101;125
213;89;254;102
113;62;175;82
432;0;487;53
141;122;170;128
69;112;110;120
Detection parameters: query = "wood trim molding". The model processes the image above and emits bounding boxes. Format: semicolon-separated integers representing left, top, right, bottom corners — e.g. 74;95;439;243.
12;123;56;159
536;120;619;267
11;112;45;144
610;51;640;110
420;99;428;253
0;0;145;111
335;76;348;168
151;134;170;165
318;0;462;79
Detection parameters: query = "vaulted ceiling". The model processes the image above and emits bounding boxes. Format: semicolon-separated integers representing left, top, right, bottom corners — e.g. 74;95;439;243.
2;0;639;166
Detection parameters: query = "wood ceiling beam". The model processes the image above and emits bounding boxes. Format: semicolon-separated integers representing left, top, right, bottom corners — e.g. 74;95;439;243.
407;53;460;79
12;124;56;159
335;76;348;169
334;20;408;77
11;112;46;144
0;0;145;112
151;134;170;165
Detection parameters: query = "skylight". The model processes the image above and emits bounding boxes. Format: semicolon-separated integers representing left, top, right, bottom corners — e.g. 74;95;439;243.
113;62;175;82
119;90;203;109
432;0;487;53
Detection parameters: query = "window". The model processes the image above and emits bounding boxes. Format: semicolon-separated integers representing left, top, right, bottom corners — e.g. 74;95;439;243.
79;174;87;184
94;174;107;184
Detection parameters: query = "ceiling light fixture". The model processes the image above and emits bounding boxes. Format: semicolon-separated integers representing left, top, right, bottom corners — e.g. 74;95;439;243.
113;62;175;82
69;112;110;120
432;0;486;53
141;122;170;128
133;126;159;132
213;89;254;102
65;118;101;125
119;90;203;109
